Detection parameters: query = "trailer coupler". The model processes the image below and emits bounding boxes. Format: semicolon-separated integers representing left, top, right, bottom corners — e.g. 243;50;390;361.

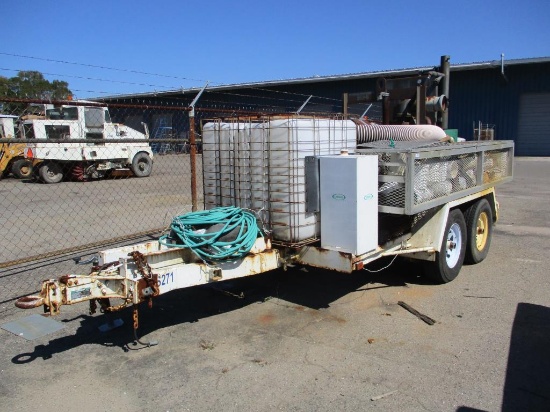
15;272;159;347
15;272;132;316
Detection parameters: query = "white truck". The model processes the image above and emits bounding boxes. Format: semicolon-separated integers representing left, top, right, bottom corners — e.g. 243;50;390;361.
15;118;513;345
22;104;153;183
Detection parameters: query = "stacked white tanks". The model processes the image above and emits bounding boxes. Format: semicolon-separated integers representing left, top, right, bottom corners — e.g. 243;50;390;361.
202;117;357;244
203;121;270;214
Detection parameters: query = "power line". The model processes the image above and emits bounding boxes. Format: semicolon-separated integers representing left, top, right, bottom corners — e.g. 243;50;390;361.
0;52;210;84
1;51;342;102
0;52;345;105
0;67;181;90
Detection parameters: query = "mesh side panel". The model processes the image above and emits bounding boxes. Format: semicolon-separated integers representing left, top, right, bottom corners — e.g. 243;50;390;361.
378;182;406;208
413;153;478;206
483;149;510;184
377;152;406;208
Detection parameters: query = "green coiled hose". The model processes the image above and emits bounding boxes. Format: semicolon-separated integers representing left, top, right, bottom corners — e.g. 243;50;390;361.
158;206;262;262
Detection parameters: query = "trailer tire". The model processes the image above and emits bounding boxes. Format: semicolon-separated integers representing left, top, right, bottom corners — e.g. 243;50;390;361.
424;209;466;284
131;152;153;177
11;158;33;179
464;199;493;264
39;162;63;184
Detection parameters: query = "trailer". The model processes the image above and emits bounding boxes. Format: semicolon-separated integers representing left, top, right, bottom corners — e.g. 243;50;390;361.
15;118;513;345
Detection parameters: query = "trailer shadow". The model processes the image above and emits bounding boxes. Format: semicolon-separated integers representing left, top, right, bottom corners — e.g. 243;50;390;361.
500;302;550;411
456;302;550;411
11;257;429;363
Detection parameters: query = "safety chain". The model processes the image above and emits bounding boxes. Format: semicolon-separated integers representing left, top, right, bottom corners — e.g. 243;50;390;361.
89;297;132;314
129;250;160;298
133;304;139;330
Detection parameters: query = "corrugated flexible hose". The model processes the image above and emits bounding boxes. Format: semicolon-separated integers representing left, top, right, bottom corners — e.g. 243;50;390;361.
355;120;447;144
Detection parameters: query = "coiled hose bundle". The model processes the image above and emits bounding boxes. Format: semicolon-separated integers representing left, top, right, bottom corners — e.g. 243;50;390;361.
158;206;262;262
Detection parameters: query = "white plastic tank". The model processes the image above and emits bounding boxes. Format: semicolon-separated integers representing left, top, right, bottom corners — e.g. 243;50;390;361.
267;118;356;242
203;121;269;211
202;117;357;244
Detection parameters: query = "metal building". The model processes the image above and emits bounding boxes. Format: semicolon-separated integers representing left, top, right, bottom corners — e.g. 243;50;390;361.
102;56;550;156
450;57;550;156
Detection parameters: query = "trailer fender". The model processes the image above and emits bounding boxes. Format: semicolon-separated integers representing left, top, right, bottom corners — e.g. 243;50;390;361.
401;205;450;261
403;188;498;262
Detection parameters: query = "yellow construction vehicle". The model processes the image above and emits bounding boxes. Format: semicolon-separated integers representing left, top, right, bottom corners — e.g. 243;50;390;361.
0;115;33;179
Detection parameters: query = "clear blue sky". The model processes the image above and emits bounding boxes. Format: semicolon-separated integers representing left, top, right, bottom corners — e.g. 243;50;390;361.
1;0;549;98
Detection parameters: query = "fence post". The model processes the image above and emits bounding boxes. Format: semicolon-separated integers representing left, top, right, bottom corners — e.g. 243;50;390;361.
189;113;198;211
188;83;208;212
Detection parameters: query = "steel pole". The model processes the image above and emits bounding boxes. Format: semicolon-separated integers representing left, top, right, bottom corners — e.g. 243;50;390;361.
440;55;450;129
189;110;198;212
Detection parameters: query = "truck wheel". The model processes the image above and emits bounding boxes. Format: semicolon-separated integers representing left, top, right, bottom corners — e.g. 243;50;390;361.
424;209;467;284
464;199;493;264
39;162;63;184
131;152;153;177
11;159;33;179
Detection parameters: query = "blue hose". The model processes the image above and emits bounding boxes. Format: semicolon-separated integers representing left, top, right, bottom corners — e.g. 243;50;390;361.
158;206;262;262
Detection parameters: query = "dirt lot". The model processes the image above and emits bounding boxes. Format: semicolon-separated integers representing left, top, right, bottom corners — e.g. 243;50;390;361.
1;158;549;412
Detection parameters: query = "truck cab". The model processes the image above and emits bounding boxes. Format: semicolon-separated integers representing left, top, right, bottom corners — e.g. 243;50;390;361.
22;103;154;183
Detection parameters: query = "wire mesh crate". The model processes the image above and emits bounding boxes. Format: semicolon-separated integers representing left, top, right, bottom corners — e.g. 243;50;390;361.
356;140;514;215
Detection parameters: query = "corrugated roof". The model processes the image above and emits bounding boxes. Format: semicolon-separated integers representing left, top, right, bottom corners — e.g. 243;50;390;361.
98;56;550;101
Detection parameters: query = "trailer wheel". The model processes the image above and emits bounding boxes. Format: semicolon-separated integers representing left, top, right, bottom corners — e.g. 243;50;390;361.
11;158;33;179
39;162;63;184
464;199;493;264
424;209;466;284
131;152;153;177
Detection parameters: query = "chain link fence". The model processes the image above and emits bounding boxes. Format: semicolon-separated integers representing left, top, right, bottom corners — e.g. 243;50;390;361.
0;98;201;315
0;93;351;317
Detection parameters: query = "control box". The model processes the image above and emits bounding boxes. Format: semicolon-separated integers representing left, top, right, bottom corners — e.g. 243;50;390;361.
320;155;378;255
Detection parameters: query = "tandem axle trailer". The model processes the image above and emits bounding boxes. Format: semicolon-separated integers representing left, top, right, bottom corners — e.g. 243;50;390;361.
15;139;513;344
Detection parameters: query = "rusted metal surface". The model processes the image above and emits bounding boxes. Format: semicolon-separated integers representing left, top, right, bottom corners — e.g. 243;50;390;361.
15;244;280;315
425;95;448;112
297;247;354;273
137;274;159;300
14;295;44;309
98;240;163;265
133;305;139;330
398;301;436;325
129;251;160;297
440;55;450;129
198;108;339;118
0;97;192;112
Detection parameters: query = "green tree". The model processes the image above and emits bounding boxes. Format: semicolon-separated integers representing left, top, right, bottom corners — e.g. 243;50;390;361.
0;71;72;114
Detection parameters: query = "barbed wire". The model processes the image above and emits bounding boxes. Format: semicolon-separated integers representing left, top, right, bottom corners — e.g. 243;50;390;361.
240;86;342;102
206;90;324;107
